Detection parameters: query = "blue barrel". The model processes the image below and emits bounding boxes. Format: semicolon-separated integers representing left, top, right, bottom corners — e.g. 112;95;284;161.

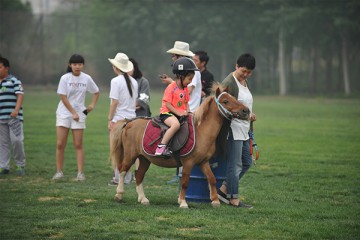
179;156;227;202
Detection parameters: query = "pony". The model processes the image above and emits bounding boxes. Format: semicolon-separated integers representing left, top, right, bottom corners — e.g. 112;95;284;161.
111;84;250;208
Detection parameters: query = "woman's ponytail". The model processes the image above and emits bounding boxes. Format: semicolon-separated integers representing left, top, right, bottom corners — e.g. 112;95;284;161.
123;72;133;97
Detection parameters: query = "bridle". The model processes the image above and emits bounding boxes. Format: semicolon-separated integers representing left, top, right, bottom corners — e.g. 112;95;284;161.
215;92;243;121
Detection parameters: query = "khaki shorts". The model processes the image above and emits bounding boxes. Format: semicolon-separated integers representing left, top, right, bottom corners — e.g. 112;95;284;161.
56;117;86;129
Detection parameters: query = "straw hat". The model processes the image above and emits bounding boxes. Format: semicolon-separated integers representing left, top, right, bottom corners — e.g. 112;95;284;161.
166;41;194;57
108;53;134;72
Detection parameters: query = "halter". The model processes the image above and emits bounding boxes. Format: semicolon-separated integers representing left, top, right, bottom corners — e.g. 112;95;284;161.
215;92;237;121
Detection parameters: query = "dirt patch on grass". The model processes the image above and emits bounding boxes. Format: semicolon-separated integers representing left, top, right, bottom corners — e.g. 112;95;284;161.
0;178;21;182
49;232;64;238
83;198;97;203
144;185;163;189
38;196;64;201
29;177;48;184
259;164;271;170
177;227;201;231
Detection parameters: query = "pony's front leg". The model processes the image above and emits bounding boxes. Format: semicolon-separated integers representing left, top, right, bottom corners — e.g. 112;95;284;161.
178;170;190;208
200;162;220;208
136;183;149;205
114;171;126;202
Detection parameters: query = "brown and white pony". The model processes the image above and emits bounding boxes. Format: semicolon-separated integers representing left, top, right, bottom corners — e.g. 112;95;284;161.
111;85;250;208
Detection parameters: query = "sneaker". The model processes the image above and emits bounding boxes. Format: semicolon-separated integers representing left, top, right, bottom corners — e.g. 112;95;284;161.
155;145;173;157
239;202;253;209
0;168;10;175
155;145;166;156
124;171;132;184
52;171;64;180
229;201;253;209
162;146;173;157
16;166;25;176
75;172;86;181
167;175;179;184
108;179;119;186
217;189;230;204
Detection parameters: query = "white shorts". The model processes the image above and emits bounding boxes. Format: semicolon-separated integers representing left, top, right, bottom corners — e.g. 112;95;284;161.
56;117;86;129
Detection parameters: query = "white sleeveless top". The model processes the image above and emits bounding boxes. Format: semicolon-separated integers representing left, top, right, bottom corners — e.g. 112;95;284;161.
230;75;253;140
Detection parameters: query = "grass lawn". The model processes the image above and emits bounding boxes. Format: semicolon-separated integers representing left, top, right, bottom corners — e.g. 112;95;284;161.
0;89;359;239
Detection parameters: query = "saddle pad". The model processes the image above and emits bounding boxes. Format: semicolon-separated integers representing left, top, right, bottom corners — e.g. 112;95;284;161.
142;115;196;157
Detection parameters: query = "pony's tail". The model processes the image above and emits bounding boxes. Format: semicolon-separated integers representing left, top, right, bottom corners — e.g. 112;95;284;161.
110;122;126;171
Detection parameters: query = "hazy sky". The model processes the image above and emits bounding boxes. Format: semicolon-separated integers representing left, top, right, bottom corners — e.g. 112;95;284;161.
21;0;62;14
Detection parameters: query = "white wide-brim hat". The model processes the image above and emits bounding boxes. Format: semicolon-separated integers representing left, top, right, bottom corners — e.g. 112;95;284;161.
108;53;134;72
166;41;194;57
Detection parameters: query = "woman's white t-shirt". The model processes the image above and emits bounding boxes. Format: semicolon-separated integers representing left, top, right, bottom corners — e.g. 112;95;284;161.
188;71;202;112
109;75;138;122
230;75;253;140
56;72;99;122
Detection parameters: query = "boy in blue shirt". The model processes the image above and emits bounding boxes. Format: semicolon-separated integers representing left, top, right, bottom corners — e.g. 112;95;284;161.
0;57;26;175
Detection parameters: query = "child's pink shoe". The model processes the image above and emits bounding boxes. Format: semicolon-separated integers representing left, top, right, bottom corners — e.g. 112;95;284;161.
155;145;172;156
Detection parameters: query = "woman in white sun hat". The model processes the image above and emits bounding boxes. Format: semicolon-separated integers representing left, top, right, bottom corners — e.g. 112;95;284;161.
53;54;100;181
107;52;138;186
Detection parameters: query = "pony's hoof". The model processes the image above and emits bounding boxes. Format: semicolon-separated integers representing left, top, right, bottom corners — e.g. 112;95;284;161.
114;195;123;202
138;196;150;205
179;201;188;208
211;201;220;208
140;198;150;205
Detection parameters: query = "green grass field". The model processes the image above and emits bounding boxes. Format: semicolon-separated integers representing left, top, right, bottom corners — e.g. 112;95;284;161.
0;89;359;239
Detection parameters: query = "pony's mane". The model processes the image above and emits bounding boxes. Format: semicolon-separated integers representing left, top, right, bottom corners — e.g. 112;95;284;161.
211;82;225;93
193;97;212;126
193;82;224;126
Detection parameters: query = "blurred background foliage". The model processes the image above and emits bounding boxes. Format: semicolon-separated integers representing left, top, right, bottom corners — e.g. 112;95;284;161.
0;0;359;96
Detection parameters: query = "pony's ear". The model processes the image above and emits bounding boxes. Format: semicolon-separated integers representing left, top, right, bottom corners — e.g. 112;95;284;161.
224;87;229;93
215;87;221;97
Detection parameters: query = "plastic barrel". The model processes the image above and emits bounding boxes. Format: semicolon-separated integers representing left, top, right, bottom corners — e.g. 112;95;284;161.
179;156;227;202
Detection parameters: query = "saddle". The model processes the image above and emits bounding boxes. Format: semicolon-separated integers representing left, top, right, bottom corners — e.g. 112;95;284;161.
142;115;196;157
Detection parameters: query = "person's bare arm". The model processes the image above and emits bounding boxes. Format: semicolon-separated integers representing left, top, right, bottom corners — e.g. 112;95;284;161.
108;99;119;121
187;85;194;95
60;94;79;121
165;102;188;117
160;74;174;85
10;93;24;118
86;92;100;113
250;112;256;121
108;99;119;130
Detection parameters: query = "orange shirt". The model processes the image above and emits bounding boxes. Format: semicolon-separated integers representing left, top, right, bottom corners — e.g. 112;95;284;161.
160;81;189;114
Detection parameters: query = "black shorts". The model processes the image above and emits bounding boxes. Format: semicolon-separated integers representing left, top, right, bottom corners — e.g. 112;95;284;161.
159;113;174;122
159;113;185;124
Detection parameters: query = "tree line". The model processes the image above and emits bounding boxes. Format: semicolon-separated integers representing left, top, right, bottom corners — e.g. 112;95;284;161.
1;0;359;96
